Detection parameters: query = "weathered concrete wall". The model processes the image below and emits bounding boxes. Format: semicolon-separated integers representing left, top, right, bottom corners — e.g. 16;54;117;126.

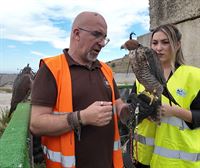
176;18;200;67
137;18;200;68
149;0;200;30
137;33;151;47
137;0;200;68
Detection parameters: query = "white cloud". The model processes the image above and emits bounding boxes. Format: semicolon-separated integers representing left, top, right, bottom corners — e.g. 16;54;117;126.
31;50;46;57
0;0;149;50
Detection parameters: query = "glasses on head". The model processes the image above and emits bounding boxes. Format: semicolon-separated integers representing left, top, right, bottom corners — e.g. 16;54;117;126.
78;27;110;46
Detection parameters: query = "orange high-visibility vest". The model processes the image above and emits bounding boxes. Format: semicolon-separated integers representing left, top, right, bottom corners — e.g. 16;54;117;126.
40;54;123;168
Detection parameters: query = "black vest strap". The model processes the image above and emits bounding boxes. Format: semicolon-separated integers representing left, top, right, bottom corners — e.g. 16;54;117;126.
162;85;180;106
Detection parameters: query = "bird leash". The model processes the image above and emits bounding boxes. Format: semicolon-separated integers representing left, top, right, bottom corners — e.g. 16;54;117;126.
127;103;140;166
133;104;139;164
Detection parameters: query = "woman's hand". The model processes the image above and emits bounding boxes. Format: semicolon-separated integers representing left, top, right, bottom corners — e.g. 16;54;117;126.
159;104;176;117
159;103;192;122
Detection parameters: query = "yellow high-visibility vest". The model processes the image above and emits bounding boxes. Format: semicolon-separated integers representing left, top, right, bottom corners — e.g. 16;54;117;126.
151;65;200;168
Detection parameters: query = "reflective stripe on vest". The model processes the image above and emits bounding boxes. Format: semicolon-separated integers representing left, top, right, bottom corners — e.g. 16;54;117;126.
113;105;117;114
161;116;189;130
113;140;121;151
136;134;154;146
161;116;200;130
42;145;75;167
154;146;200;162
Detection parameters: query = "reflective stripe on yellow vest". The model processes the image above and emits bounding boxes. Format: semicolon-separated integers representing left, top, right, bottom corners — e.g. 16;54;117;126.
136;134;154;146
154;146;200;162
40;54;123;168
151;65;200;168
133;80;156;165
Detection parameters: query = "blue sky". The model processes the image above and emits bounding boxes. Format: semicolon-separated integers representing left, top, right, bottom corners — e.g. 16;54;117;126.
0;0;150;73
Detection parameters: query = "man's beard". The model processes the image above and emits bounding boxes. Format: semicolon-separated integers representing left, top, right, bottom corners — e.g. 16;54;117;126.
86;52;98;62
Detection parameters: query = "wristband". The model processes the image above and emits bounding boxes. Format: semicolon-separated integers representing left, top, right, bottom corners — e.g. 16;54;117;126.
67;111;82;141
77;110;82;125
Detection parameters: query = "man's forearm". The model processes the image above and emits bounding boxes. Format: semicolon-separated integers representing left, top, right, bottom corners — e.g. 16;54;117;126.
30;105;72;136
30;113;72;136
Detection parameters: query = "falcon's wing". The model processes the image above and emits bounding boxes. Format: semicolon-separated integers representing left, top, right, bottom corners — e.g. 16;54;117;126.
130;46;164;97
144;48;166;86
9;74;32;115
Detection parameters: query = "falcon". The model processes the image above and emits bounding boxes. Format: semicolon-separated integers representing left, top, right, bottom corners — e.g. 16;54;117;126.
120;33;169;167
9;64;35;117
121;33;166;102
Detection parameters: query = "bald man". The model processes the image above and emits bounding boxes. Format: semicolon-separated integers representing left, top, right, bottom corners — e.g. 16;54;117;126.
30;11;124;168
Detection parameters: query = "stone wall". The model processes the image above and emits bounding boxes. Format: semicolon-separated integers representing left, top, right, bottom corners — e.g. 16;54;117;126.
137;0;200;68
176;19;200;67
137;33;151;47
138;18;200;68
149;0;200;30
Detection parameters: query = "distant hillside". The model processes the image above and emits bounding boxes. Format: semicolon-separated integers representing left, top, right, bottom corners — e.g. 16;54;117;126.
0;56;134;86
0;74;17;87
106;55;131;73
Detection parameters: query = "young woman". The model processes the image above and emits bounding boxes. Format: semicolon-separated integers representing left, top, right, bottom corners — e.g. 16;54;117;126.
133;24;200;168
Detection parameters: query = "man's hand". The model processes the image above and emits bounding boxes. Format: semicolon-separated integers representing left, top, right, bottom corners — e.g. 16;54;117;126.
80;101;113;126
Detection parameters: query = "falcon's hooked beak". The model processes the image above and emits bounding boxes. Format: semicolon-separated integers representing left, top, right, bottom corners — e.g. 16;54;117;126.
120;44;126;50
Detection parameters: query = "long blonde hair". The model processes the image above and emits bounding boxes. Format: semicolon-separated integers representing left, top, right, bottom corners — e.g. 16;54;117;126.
151;24;185;70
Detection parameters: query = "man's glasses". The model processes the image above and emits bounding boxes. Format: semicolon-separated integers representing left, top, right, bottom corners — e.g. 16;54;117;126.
78;27;110;46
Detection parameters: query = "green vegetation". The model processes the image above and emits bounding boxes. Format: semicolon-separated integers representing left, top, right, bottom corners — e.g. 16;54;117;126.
0;107;10;137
